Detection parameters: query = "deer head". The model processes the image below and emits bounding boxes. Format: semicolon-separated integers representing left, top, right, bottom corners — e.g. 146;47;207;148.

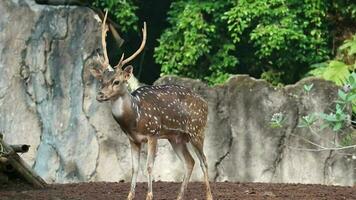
90;11;147;102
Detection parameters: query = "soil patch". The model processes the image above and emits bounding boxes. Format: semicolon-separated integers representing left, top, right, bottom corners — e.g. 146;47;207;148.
0;181;355;200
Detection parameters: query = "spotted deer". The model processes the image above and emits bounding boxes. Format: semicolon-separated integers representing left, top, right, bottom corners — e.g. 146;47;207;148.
90;11;213;200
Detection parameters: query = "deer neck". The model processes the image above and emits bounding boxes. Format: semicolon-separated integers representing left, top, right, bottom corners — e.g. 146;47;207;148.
111;91;139;132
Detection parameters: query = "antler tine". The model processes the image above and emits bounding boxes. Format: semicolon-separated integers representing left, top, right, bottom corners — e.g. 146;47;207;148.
101;10;111;70
114;53;125;69
121;22;147;65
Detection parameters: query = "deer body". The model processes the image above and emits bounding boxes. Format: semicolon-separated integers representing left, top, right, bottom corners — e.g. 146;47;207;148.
112;85;207;144
91;11;213;200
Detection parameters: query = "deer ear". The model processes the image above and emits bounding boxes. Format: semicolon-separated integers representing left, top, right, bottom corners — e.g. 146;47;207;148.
90;68;103;80
123;65;133;80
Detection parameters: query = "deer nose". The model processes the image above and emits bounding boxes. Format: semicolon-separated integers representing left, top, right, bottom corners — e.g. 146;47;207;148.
97;92;105;101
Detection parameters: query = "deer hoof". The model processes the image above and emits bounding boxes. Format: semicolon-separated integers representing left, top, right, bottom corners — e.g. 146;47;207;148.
146;192;153;200
207;193;213;200
127;192;134;200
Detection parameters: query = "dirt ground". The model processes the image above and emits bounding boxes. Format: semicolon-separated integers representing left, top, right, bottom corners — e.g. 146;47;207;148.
0;180;355;200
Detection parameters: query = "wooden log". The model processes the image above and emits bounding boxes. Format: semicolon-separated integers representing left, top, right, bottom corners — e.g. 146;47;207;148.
0;134;47;188
0;156;8;163
0;162;14;172
9;144;30;153
6;154;47;188
0;171;8;183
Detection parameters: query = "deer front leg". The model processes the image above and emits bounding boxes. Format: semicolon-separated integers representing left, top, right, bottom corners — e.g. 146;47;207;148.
146;137;158;200
127;140;141;200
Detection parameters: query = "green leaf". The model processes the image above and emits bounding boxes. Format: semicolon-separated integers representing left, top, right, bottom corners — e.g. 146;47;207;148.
349;72;356;85
304;83;314;92
338;89;347;101
322;61;350;85
349;45;356;55
332;122;342;132
346;93;356;101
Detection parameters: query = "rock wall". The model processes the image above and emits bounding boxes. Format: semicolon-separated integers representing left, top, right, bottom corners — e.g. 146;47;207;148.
156;76;355;186
0;0;354;185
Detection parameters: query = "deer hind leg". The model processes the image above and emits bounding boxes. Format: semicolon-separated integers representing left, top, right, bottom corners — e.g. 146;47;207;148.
169;139;195;200
146;137;158;200
191;138;213;200
127;141;141;200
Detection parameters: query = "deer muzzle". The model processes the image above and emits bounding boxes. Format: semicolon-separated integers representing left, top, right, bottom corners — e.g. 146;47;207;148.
96;92;109;102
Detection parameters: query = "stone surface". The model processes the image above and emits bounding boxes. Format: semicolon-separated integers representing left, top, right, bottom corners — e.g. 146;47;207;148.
156;76;355;186
0;0;354;185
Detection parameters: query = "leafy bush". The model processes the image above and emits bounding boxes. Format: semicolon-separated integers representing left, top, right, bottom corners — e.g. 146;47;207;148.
330;0;356;21
93;0;138;32
93;0;355;85
302;72;355;133
309;61;350;86
309;34;356;86
154;1;236;85
224;0;331;84
154;0;341;85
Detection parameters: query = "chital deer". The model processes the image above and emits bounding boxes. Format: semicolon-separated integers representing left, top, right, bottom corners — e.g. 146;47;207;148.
90;11;213;200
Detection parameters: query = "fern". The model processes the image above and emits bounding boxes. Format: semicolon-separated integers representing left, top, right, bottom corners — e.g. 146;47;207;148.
309;34;356;86
339;34;356;56
309;60;350;86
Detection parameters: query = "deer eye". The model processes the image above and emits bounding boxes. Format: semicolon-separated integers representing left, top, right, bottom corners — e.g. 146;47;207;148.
113;80;120;85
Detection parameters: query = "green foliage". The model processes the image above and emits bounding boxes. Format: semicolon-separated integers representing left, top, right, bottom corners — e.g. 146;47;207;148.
309;34;356;86
270;112;285;128
93;0;138;32
223;0;330;84
320;104;349;132
154;1;236;85
298;114;317;128
303;83;314;93
339;35;356;56
309;61;350;86
331;0;356;20
92;0;355;85
260;70;284;87
344;72;356;113
304;73;355;133
315;72;355;144
155;0;352;85
271;73;355;147
205;43;238;84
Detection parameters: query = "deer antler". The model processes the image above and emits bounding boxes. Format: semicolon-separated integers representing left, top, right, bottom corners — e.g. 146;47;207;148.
115;22;147;69
99;10;147;71
100;10;114;71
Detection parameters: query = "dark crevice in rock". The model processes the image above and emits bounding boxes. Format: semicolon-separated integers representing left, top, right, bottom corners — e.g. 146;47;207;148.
213;86;233;181
43;37;53;68
213;131;233;181
323;150;334;184
20;45;35;104
270;104;298;180
269;128;288;180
